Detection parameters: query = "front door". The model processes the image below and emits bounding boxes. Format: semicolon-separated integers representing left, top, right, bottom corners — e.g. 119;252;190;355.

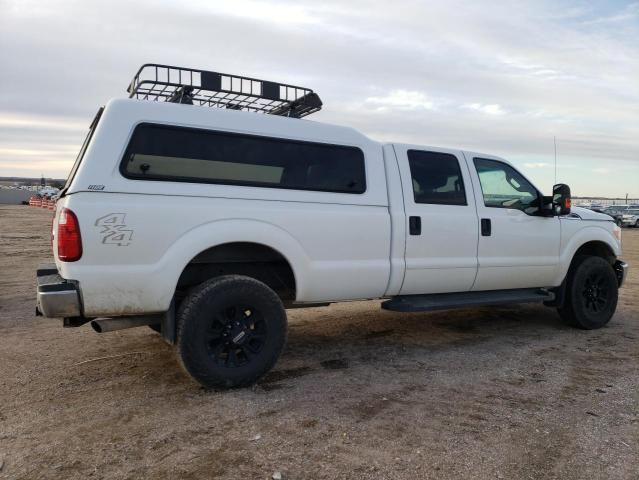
396;146;479;295
468;156;560;291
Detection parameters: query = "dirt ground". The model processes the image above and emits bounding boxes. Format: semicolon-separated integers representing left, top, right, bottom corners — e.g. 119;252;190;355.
0;204;637;480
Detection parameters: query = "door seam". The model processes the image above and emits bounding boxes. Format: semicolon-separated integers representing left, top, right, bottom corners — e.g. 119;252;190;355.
461;150;481;290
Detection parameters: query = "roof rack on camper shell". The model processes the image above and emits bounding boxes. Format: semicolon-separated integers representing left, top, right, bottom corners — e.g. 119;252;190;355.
127;64;323;118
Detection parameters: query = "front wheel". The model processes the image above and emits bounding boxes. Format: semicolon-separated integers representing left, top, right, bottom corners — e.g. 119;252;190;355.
177;275;287;388
558;256;618;329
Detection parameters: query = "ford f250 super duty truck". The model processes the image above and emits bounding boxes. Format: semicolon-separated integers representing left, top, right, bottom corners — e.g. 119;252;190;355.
36;64;628;388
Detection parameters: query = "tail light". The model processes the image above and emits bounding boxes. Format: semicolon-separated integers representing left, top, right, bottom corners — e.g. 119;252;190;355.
57;208;82;262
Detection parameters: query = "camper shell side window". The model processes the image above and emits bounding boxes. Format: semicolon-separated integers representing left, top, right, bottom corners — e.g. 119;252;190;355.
120;123;367;194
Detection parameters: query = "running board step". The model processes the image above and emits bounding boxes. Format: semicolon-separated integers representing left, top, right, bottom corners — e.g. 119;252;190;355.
382;288;554;313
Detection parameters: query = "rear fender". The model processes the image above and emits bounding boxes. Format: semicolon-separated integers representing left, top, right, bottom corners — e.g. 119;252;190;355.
163;218;309;304
70;219;310;316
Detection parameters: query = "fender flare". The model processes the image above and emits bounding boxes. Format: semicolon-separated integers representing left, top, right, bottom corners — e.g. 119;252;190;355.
554;224;620;285
155;218;311;309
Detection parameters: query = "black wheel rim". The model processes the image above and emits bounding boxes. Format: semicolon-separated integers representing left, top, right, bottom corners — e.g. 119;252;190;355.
581;273;610;314
205;305;267;367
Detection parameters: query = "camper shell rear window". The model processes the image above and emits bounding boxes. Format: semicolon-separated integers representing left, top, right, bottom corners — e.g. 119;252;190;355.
63;106;103;192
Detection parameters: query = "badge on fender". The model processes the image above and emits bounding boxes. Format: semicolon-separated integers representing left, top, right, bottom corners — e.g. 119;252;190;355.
95;213;133;246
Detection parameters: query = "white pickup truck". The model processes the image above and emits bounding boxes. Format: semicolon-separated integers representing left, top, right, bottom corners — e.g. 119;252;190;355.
37;65;628;388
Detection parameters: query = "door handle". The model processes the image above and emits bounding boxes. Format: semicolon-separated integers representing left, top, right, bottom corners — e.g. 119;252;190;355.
409;216;421;235
481;218;491;236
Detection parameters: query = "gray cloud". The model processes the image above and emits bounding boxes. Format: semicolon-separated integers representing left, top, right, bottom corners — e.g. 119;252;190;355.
0;0;637;195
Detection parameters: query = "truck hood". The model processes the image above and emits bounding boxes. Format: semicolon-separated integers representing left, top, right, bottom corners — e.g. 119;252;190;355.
570;206;613;221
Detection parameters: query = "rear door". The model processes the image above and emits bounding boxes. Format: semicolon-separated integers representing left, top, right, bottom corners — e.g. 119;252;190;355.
394;145;479;295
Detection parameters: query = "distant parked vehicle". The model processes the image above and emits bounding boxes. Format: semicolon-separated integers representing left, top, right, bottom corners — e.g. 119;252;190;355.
576;203;604;211
603;205;630;214
39;187;60;197
602;205;630;225
620;209;639;228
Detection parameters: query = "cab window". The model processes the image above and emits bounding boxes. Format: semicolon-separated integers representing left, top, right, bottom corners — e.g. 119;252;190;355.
474;158;539;214
407;150;467;205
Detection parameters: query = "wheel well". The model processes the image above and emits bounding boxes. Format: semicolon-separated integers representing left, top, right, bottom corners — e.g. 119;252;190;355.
177;242;296;301
573;241;615;265
548;240;617;309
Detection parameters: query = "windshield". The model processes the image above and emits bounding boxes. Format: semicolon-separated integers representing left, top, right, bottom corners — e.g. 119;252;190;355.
62;107;103;193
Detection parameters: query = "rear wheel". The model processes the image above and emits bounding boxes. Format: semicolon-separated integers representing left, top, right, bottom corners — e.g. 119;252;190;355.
558;256;618;329
177;275;287;388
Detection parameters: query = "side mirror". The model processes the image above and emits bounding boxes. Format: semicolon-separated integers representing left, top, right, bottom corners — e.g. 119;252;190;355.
553;183;571;215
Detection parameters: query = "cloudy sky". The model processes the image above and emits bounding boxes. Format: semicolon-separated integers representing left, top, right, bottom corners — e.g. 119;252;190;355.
1;0;637;197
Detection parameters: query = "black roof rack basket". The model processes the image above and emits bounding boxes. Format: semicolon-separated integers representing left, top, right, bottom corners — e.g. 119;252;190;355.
127;64;322;118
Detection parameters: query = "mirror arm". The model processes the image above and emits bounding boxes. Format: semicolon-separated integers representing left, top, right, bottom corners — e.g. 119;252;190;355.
537;192;553;217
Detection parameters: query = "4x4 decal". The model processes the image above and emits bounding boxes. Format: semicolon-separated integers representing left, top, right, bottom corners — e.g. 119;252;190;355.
95;213;133;246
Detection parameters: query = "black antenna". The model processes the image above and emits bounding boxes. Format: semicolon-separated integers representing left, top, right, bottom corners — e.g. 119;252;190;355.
554;136;557;184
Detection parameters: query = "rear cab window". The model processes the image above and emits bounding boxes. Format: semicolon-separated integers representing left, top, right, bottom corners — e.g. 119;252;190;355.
120;123;366;194
407;150;467;206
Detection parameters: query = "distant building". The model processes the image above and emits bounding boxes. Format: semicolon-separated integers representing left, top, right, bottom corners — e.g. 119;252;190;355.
0;189;32;204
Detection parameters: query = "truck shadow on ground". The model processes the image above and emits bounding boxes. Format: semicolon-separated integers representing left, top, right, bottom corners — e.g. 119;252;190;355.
255;302;583;390
124;300;621;393
286;302;568;351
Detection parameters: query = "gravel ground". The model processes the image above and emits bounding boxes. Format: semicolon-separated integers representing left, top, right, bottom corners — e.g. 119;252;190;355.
0;205;637;480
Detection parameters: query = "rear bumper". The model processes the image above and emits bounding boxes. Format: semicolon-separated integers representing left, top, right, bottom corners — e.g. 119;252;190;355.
615;260;628;288
36;263;82;318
